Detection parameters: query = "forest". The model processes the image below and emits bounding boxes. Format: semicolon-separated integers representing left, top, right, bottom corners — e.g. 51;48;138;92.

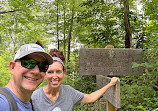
0;0;158;110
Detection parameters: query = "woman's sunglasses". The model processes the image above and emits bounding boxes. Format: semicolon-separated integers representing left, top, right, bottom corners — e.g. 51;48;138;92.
20;58;49;72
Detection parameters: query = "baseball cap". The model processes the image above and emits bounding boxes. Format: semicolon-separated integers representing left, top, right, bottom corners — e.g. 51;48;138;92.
13;43;53;65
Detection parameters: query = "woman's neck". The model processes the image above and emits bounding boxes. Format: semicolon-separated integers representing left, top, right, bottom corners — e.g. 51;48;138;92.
43;85;60;102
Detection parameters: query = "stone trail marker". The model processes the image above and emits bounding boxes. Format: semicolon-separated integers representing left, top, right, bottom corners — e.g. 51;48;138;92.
79;48;143;110
79;48;143;76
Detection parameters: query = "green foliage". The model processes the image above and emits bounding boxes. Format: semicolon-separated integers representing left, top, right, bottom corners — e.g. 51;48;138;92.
74;99;106;111
120;75;158;110
0;0;158;110
75;0;123;48
0;51;12;86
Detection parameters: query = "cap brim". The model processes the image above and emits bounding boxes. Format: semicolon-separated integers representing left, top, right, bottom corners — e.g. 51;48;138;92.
35;52;53;65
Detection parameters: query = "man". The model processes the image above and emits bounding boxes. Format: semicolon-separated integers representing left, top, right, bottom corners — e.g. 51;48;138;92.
0;43;53;111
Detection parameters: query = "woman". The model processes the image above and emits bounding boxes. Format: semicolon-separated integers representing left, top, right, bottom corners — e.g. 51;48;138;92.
31;49;119;111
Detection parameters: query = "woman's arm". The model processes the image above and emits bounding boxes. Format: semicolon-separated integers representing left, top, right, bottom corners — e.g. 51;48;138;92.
81;77;119;104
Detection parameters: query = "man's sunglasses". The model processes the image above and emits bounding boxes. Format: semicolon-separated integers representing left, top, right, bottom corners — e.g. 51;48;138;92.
20;58;49;72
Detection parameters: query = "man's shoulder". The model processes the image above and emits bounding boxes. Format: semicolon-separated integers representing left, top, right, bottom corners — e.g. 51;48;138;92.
0;94;10;111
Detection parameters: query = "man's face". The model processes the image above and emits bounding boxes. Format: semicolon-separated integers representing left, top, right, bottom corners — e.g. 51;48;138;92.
10;53;47;92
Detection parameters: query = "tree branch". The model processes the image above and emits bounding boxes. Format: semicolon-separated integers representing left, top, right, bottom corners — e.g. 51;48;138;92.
0;10;18;14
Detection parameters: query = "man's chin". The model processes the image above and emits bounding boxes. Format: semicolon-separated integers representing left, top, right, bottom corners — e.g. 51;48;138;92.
23;85;38;92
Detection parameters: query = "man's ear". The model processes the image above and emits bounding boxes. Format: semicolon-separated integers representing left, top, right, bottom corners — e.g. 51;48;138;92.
9;61;16;74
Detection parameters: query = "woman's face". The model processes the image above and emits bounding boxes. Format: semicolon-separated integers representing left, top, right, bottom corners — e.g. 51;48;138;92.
45;61;65;89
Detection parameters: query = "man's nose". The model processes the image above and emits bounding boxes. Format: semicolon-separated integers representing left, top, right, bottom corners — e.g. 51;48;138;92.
30;65;40;74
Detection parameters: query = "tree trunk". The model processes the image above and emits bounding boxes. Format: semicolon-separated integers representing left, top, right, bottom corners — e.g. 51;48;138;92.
123;0;133;48
57;0;59;50
63;2;66;57
67;0;75;63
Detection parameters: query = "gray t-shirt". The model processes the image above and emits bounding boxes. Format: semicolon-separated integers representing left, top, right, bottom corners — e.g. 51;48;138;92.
31;85;84;111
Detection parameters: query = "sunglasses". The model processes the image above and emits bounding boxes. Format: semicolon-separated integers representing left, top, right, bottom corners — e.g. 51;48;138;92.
20;58;49;72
